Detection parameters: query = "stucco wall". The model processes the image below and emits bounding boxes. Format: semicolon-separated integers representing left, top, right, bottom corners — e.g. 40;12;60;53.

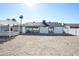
22;27;26;33
40;27;48;34
54;27;63;34
64;28;79;36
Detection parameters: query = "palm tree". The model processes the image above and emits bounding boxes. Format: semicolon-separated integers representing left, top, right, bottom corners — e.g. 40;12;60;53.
19;15;23;19
19;15;23;33
12;18;17;29
19;15;23;24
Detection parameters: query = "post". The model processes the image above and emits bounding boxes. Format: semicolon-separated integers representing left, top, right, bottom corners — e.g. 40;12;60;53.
20;19;22;34
18;23;20;34
9;23;11;37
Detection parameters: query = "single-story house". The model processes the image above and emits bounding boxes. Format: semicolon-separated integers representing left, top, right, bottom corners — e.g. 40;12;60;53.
0;20;19;37
22;20;79;36
22;20;64;34
0;20;79;36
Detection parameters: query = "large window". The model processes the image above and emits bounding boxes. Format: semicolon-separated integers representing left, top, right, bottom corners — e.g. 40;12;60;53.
33;28;39;33
26;27;39;33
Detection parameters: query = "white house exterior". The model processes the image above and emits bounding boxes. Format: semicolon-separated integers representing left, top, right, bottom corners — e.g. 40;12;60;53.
0;20;19;37
0;20;78;36
18;20;79;36
1;20;79;36
22;21;64;35
54;27;63;34
40;27;49;34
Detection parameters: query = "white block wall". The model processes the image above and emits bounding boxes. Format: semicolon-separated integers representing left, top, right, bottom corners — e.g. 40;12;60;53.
76;29;79;35
40;27;48;34
64;28;79;36
54;27;63;34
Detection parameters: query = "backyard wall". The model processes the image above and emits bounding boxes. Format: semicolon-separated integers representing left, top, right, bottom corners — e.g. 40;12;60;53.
64;28;79;36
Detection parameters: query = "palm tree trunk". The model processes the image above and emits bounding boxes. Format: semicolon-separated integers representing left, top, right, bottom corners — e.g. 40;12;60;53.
20;19;22;33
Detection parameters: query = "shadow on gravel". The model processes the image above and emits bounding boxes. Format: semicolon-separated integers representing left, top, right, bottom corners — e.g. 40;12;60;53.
0;36;15;44
0;33;75;44
21;33;75;36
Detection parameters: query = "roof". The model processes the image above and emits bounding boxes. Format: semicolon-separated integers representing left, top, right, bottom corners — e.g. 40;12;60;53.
47;22;63;27
64;23;79;28
0;20;19;25
23;22;45;27
23;22;63;27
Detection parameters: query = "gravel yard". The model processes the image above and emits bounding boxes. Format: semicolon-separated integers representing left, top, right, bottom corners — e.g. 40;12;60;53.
0;35;79;56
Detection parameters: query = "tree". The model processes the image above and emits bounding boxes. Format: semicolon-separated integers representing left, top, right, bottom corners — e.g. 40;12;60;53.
19;15;23;33
19;15;23;20
12;18;16;22
6;18;17;22
6;18;10;21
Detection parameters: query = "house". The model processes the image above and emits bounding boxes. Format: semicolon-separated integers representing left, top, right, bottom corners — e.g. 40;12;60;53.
0;20;19;37
22;20;64;35
0;20;79;36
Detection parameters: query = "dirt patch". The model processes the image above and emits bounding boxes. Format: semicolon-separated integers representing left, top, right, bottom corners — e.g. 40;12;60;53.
0;35;79;56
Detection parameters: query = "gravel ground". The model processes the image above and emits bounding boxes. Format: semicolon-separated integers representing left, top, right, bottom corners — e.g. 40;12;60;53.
0;35;79;56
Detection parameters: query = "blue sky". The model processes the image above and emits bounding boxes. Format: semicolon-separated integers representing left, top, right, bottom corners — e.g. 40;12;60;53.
0;3;79;23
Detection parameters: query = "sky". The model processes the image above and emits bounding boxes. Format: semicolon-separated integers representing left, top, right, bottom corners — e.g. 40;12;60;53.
0;3;79;23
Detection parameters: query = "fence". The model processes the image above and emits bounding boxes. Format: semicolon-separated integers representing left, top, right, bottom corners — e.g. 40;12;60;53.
64;28;79;36
0;31;19;36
